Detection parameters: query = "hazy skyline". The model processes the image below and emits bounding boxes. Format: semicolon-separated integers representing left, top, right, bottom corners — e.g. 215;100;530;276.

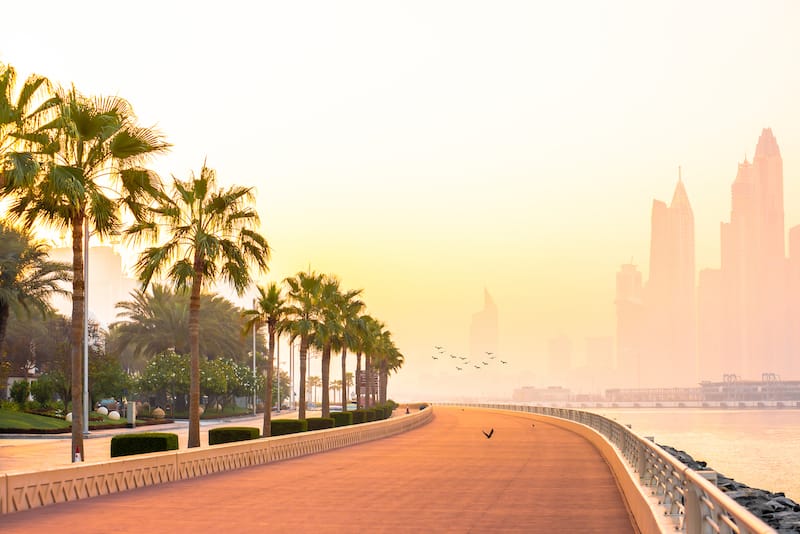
3;1;800;399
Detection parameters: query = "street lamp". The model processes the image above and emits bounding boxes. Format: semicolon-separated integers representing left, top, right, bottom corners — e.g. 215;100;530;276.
82;219;89;438
252;298;256;416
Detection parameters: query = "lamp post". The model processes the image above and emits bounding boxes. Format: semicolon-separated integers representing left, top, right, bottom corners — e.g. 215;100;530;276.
82;219;89;438
252;298;257;416
276;335;280;413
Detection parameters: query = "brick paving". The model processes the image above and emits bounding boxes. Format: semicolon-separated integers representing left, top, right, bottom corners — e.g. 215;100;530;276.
1;406;637;533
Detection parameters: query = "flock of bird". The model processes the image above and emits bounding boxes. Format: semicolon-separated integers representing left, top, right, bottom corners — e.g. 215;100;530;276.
431;345;509;371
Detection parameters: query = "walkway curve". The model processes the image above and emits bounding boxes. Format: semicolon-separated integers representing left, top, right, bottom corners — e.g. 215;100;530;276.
2;406;638;533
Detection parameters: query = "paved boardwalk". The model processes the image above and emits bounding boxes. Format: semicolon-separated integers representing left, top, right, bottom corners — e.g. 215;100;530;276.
2;407;637;533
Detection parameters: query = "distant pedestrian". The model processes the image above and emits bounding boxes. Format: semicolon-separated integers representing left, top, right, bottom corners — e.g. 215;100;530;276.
405;407;410;415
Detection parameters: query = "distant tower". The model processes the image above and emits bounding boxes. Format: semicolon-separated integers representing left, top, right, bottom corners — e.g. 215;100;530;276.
615;263;643;387
643;171;696;386
719;129;787;377
469;288;498;360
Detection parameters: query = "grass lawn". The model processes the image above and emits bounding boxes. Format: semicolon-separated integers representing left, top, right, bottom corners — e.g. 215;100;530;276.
0;409;132;432
0;409;70;430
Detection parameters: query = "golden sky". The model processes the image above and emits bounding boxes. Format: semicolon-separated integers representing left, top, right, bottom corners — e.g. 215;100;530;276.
3;1;800;398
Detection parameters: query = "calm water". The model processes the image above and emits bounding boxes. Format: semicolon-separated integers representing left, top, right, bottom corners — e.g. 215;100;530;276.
588;408;800;502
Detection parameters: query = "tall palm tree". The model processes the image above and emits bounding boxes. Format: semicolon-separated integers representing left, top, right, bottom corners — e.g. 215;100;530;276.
284;270;323;420
308;375;321;403
336;288;364;411
375;331;404;404
244;281;286;437
0;63;58;189
0;224;71;358
314;275;343;418
358;315;384;408
4;87;169;461
128;163;269;448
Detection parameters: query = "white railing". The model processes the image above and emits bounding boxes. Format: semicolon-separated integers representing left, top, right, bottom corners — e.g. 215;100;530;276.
441;402;775;534
0;407;433;515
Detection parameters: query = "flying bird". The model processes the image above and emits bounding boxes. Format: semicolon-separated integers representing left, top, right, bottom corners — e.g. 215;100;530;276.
500;360;508;364
456;366;462;371
482;361;489;365
435;345;443;350
450;354;457;359
432;356;438;360
485;351;494;356
474;365;481;369
459;356;467;360
482;428;494;439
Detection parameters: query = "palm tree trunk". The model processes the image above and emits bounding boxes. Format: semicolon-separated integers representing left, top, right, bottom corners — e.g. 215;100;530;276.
355;351;362;408
380;363;388;404
262;321;274;437
340;347;347;411
0;302;10;357
298;336;308;420
187;265;203;448
365;354;372;408
321;343;331;418
70;215;85;462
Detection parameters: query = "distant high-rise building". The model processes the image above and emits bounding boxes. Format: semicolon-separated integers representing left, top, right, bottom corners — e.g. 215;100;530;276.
469;288;498;360
615;263;643;387
643;174;696;386
48;245;137;326
697;268;725;381
718;128;787;377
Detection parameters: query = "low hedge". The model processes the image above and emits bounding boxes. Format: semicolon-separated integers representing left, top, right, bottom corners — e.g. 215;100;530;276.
350;409;368;424
330;411;353;427
271;419;308;436
209;426;260;445
306;417;335;431
365;408;378;422
111;432;179;457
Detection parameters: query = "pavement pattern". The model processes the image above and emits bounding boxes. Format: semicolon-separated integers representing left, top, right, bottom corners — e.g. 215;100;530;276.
1;406;638;533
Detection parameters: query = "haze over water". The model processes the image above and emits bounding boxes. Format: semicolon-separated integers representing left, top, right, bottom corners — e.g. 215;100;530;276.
594;408;800;502
3;2;800;400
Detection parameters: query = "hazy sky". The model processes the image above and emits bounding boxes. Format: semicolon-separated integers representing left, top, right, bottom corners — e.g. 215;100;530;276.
3;1;800;399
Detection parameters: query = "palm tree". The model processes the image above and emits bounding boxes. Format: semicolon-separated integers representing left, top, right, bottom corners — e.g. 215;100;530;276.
314;275;343;418
336;288;364;411
330;379;342;403
345;371;354;405
109;285;257;370
244;281;286;437
375;331;404;404
0;63;58;189
4;87;169;460
0;224;71;359
284;270;323;420
361;316;385;408
128;163;269;448
308;375;321;403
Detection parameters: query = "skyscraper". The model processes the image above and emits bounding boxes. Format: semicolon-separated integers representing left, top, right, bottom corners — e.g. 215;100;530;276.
718;128;787;377
643;174;696;386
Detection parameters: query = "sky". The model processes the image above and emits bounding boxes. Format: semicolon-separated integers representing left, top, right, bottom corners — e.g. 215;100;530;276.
3;1;800;400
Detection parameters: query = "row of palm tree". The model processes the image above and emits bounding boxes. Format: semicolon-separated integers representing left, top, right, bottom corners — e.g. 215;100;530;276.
0;62;405;456
245;271;404;436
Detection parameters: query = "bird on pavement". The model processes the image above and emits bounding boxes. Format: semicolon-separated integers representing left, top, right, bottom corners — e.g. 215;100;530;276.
482;428;494;439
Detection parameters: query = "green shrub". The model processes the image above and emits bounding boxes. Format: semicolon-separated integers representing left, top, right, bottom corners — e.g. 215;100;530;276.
9;380;29;406
330;412;353;427
209;426;260;445
386;399;399;411
374;404;391;419
30;378;55;408
110;432;179;457
271;419;308;436
351;409;367;424
306;417;335;431
365;408;378;422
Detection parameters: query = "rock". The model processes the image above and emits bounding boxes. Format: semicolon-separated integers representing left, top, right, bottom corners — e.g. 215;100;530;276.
108;410;120;420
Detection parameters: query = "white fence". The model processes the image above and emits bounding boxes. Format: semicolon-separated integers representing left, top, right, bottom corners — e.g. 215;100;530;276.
441;402;775;534
0;407;433;515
